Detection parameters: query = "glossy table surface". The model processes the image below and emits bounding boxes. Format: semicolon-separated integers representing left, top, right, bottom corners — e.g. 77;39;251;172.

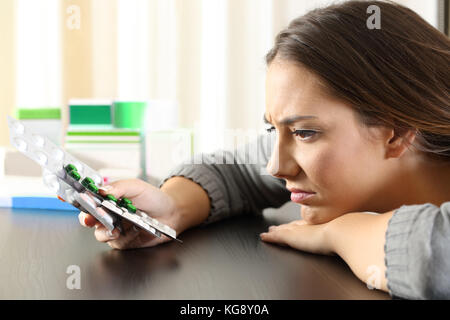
0;202;390;299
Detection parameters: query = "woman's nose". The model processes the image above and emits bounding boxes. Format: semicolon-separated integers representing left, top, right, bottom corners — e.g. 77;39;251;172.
266;141;299;178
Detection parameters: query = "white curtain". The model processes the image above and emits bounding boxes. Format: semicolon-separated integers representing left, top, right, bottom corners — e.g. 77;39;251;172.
11;0;440;152
15;0;61;108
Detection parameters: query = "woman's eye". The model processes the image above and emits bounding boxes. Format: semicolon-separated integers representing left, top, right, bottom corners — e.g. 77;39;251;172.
291;129;317;140
266;126;276;133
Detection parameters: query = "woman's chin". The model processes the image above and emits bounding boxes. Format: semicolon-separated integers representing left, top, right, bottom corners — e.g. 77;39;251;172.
300;205;346;225
300;206;321;224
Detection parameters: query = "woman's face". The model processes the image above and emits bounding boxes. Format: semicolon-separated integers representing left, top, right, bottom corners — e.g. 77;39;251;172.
265;59;392;224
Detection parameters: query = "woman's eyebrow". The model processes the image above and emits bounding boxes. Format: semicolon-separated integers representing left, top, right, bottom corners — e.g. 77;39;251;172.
263;114;318;126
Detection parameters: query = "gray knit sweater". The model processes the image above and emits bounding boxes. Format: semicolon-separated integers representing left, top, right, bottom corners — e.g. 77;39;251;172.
158;133;450;300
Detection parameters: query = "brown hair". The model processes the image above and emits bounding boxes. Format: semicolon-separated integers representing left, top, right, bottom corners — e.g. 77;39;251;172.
266;0;450;161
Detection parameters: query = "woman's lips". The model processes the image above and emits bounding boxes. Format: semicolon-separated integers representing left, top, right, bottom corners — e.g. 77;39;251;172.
290;191;315;204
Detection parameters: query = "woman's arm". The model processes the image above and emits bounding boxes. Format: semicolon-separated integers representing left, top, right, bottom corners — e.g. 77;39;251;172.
159;133;290;225
160;176;211;232
327;211;394;292
262;202;450;299
330;202;450;299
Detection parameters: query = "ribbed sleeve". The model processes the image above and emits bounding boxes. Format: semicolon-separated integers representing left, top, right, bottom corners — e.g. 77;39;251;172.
385;201;450;299
158;163;231;224
158;133;291;225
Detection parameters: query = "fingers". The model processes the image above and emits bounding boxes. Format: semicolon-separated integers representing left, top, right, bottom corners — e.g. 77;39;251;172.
259;221;303;245
98;179;147;201
260;220;305;235
95;223;149;250
78;211;98;228
260;225;288;245
106;226;142;250
78;178;165;250
79;211;132;247
260;230;289;246
94;225;122;242
259;220;333;255
82;211;167;249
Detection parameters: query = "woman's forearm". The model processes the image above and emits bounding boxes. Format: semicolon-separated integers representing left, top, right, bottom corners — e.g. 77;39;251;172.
160;176;211;232
327;211;395;292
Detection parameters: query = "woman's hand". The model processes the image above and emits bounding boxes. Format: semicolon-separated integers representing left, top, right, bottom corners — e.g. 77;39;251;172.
78;179;183;250
260;219;335;256
260;211;394;292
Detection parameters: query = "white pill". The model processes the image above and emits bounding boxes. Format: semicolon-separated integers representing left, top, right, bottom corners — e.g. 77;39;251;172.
43;173;60;193
13;122;25;135
32;134;45;148
52;148;64;161
13;138;27;152
35;151;48;165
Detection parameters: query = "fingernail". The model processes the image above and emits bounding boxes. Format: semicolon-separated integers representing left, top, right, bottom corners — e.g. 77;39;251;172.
99;185;113;192
78;212;86;226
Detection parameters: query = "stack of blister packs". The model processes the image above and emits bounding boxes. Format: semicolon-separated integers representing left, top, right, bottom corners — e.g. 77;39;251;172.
7;116;181;242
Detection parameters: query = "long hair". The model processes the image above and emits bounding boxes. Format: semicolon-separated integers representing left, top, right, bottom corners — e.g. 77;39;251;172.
266;0;450;161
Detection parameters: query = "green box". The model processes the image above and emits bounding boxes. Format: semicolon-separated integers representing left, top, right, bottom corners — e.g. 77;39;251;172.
113;101;147;129
16;108;61;120
70;105;112;125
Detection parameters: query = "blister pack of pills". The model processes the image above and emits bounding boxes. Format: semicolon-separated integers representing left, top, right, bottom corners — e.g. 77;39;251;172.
7;116;181;243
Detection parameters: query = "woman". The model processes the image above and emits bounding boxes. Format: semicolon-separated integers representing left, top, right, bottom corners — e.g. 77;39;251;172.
79;0;450;299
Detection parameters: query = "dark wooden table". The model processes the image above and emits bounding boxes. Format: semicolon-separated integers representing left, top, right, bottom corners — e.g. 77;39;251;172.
0;202;390;299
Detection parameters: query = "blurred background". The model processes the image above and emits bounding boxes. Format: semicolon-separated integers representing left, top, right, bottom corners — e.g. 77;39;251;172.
0;0;448;208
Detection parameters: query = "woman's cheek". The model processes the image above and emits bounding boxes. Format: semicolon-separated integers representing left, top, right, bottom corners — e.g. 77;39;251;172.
312;150;363;204
307;151;344;193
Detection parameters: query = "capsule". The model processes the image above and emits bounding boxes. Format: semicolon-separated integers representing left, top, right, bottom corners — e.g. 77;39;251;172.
126;203;137;214
81;177;95;188
118;197;132;207
86;183;99;194
65;164;77;173
105;194;118;203
68;170;81;181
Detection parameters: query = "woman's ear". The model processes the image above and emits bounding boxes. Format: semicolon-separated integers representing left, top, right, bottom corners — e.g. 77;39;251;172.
385;128;417;159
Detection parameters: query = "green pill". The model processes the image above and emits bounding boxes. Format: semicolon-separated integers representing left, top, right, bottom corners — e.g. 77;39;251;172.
105;194;117;202
65;164;77;173
81;177;95;188
86;183;99;194
118;197;132;207
122;197;132;205
68;170;81;181
126;203;137;213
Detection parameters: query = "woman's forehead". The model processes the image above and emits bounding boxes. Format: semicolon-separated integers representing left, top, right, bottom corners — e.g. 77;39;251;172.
266;59;329;92
266;60;354;122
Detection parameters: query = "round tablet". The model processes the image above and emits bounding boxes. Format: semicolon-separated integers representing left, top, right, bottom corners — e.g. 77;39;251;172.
13;138;27;152
32;134;45;148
